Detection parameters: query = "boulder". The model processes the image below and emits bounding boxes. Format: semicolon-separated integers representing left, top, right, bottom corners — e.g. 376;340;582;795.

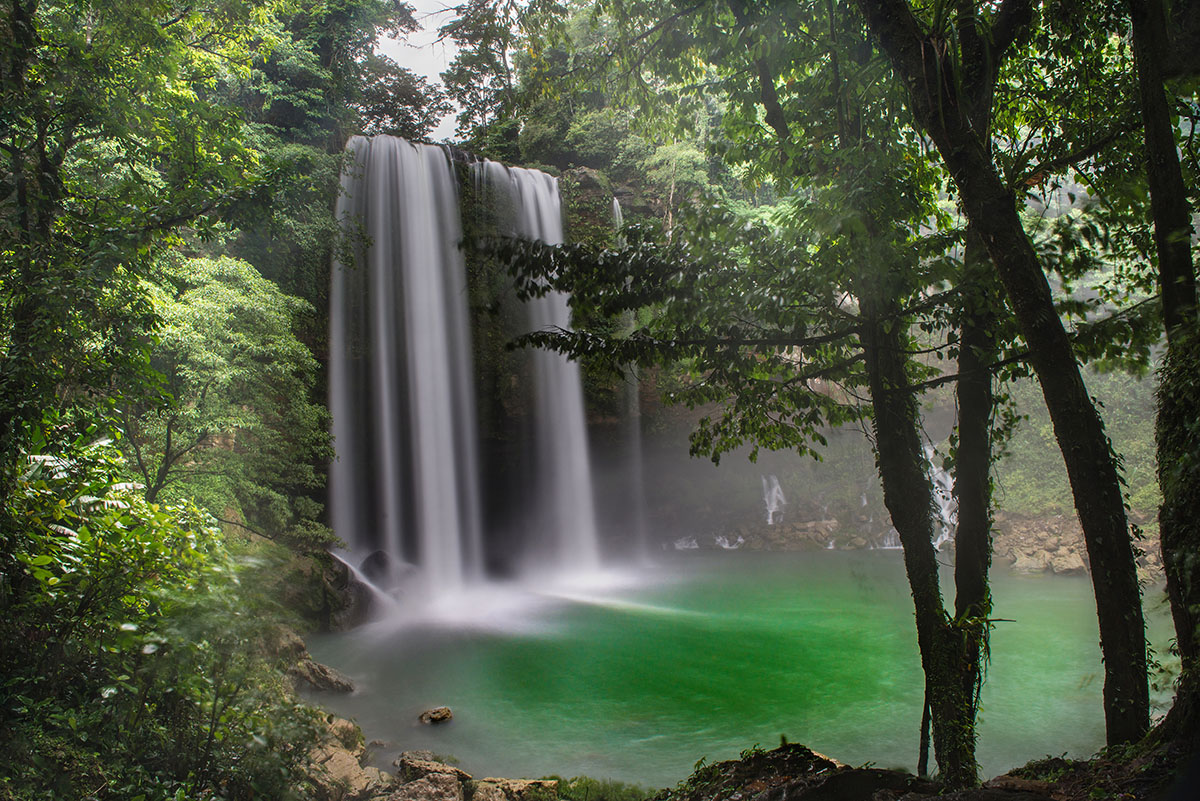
418;706;453;724
471;783;508;801
310;745;392;801
383;773;463;801
395;749;438;762
475;778;559;801
394;755;472;784
1050;550;1088;575
1010;549;1048;573
290;658;356;693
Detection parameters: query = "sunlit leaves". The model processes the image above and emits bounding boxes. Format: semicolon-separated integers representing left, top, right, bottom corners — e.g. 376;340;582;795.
120;255;333;546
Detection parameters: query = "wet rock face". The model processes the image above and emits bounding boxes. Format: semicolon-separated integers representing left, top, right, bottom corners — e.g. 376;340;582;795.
325;557;375;631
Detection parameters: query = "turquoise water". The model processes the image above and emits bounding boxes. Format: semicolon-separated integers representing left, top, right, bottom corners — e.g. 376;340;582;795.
306;550;1172;789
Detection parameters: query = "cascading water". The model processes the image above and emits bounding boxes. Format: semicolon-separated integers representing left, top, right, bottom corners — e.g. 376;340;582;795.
612;197;650;560
474;160;602;575
329;135;601;609
925;445;957;551
330;136;482;603
762;474;786;525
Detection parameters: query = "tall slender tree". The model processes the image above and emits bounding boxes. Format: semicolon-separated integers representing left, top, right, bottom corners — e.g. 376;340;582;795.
1128;0;1200;748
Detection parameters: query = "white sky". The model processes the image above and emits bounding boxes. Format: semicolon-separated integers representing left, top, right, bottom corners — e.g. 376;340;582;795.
376;0;463;141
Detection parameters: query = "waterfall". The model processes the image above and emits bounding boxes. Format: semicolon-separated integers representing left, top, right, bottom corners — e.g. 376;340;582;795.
612;197;650;560
762;474;786;525
474;160;601;574
925;445;957;551
330;135;601;608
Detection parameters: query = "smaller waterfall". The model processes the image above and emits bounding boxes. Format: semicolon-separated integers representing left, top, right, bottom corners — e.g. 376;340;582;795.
762;475;787;525
925;446;957;551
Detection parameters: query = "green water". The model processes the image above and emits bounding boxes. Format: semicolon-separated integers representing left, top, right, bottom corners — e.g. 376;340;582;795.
306;550;1171;789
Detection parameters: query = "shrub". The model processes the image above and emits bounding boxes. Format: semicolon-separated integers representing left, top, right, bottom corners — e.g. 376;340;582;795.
0;432;323;800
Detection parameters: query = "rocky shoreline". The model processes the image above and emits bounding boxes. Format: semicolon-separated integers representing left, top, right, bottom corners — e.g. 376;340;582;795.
694;511;1163;581
305;737;1186;801
309;733;562;801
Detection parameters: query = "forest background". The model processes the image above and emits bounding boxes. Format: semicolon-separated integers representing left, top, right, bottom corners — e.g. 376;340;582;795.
1;0;1198;798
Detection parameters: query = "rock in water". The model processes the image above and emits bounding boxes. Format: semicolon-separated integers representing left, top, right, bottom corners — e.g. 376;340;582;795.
418;706;453;724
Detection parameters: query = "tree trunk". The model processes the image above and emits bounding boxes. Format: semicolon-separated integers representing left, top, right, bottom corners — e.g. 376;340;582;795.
860;288;978;789
855;0;1149;745
949;233;997;754
1156;332;1200;748
1130;0;1200;746
1130;0;1198;344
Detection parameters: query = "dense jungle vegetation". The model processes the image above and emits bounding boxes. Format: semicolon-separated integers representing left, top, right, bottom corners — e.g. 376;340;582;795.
2;0;1200;797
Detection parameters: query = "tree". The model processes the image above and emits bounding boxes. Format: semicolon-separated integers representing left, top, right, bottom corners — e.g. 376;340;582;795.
0;433;323;799
1127;0;1200;747
0;0;268;469
218;0;447;306
853;0;1150;745
528;0;1005;784
440;0;525;144
120;256;332;547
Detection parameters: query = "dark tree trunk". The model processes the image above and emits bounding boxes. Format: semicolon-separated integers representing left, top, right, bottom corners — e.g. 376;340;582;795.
855;0;1149;745
1130;0;1200;746
952;7;1000;745
1130;0;1198;345
1156;333;1200;749
952;233;997;730
860;288;978;789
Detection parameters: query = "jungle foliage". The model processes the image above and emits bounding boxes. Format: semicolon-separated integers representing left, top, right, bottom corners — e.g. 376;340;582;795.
0;0;445;796
3;0;1200;795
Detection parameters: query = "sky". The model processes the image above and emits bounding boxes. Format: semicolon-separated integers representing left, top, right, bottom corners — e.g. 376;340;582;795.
376;0;463;141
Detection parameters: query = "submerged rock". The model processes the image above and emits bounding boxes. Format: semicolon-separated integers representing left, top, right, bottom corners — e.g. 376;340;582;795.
418;706;453;724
